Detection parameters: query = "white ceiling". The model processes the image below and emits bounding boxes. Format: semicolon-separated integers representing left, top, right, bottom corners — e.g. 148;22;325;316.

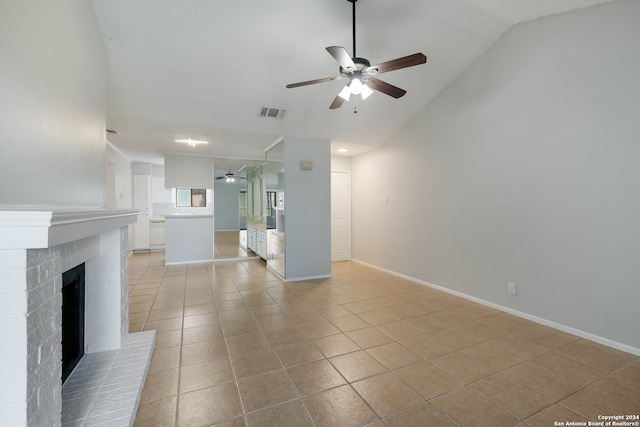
94;0;614;163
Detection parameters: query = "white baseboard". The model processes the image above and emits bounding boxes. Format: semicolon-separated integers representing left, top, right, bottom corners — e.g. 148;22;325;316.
283;273;332;283
164;258;214;266
211;256;259;262
352;259;640;356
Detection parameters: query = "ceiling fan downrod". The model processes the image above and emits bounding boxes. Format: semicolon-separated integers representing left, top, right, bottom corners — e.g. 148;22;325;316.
348;0;357;58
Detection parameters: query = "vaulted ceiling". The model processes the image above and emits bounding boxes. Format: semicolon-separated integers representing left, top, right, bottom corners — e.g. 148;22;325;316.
93;0;614;163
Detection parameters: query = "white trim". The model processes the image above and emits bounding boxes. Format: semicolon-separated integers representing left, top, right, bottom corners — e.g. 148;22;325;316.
264;137;284;153
0;207;137;249
164;258;214;266
211;256;259;262
106;140;131;162
282;273;332;283
352;259;640;356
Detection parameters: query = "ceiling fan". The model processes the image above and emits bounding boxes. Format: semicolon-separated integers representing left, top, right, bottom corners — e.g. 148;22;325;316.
215;170;246;182
285;0;427;109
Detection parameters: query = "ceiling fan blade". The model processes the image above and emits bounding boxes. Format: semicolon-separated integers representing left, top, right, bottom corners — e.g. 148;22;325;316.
368;53;427;75
367;77;407;99
286;76;340;89
329;94;345;110
326;46;357;72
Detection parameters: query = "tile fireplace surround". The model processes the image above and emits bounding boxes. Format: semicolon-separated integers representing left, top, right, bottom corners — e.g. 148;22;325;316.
0;207;155;427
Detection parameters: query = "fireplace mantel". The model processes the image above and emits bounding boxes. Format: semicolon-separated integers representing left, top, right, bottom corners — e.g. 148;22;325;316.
0;206;138;250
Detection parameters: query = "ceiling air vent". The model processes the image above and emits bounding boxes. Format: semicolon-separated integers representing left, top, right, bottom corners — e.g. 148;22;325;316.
258;107;286;119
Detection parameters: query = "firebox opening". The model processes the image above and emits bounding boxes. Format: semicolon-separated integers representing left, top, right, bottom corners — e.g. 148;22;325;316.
61;263;85;383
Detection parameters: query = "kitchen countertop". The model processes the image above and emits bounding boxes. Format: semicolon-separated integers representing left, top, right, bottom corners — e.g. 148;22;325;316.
247;220;267;230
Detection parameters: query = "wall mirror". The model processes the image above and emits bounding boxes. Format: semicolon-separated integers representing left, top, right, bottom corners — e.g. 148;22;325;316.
212;159;255;260
265;141;285;277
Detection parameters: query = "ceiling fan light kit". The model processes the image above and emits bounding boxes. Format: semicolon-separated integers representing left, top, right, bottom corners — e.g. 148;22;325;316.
216;170;247;183
361;84;373;99
286;0;427;109
338;85;352;101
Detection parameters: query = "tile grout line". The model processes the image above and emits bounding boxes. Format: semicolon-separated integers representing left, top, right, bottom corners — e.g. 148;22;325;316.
173;266;186;427
130;255;640;426
214;263;250;427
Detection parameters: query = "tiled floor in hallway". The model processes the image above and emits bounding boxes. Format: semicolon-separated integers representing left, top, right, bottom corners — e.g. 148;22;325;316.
128;252;639;427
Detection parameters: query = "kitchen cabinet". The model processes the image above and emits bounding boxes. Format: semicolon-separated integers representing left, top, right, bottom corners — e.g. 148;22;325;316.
149;219;165;251
133;174;151;252
246;224;267;260
247;226;257;253
256;229;267;259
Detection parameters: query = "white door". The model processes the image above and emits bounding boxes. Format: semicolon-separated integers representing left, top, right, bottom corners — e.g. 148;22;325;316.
331;171;351;261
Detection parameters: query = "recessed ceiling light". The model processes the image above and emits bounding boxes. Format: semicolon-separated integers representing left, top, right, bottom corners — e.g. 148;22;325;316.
337;148;349;153
175;138;208;147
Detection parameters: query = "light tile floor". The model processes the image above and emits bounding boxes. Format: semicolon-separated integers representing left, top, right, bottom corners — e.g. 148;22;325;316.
214;231;251;259
128;252;639;427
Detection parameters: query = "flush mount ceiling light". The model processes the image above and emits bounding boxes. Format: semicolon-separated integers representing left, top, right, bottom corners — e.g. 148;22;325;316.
337;148;349;153
175;138;208;147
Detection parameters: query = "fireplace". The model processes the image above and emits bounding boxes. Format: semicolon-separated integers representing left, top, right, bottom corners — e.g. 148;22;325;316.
0;207;155;427
61;263;85;384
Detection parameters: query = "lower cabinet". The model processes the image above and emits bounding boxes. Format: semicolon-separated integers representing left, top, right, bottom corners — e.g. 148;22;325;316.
256;229;267;259
247;225;267;260
247;227;257;253
149;221;165;251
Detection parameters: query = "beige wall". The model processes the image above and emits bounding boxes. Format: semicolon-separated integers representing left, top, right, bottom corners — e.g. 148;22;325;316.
352;0;640;351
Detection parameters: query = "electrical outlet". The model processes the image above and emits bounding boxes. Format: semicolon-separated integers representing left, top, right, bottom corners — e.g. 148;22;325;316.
508;282;517;295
